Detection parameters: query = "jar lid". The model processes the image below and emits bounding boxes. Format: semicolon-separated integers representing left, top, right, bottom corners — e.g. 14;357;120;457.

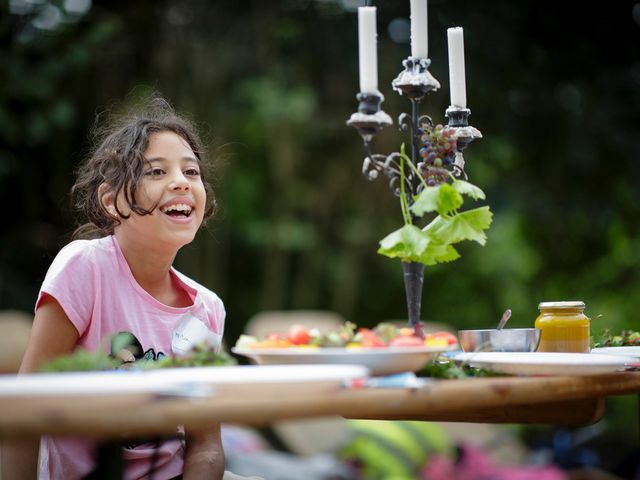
538;301;585;309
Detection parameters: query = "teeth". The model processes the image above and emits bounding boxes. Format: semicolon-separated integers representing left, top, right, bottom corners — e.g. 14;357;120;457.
161;203;192;214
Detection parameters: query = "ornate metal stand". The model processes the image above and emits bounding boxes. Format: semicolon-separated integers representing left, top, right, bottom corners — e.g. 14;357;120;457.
347;54;482;335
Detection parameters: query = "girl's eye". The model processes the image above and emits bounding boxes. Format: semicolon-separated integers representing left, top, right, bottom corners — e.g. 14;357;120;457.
184;168;200;177
146;168;165;176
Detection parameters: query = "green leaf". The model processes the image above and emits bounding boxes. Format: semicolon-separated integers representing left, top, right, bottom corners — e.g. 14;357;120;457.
410;183;463;217
410;187;439;216
435;183;463;215
424;206;493;246
378;224;430;262
418;243;461;266
452;180;486;200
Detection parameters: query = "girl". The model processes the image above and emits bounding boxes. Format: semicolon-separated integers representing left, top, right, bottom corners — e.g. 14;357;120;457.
4;98;226;479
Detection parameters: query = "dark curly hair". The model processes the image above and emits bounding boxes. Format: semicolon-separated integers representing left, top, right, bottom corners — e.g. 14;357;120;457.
71;97;216;240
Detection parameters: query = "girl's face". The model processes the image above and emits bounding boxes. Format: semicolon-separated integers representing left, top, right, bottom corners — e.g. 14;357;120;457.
108;131;207;252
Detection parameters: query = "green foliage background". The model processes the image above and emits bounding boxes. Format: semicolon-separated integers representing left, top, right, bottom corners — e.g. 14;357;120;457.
1;0;639;345
1;0;640;469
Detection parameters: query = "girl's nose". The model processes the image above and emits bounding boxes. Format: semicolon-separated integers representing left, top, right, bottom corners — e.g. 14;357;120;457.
169;171;190;190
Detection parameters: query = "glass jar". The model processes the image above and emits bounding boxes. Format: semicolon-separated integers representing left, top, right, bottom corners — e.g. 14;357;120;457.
535;301;590;353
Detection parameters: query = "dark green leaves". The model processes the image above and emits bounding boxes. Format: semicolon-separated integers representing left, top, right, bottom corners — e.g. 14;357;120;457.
40;349;120;372
40;340;237;373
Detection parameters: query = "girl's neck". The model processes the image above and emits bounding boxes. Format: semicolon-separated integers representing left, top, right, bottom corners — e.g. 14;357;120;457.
114;231;178;299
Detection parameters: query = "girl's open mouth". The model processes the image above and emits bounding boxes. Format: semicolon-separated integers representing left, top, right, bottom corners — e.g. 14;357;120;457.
159;203;193;218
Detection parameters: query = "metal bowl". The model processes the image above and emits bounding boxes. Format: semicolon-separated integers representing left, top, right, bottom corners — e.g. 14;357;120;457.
458;328;541;353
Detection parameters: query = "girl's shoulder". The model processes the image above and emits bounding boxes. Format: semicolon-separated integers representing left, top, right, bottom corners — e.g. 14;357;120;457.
59;235;112;257
51;236;115;271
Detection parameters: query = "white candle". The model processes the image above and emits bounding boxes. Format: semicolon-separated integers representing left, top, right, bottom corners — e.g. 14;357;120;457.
358;7;378;93
447;27;467;108
410;0;428;58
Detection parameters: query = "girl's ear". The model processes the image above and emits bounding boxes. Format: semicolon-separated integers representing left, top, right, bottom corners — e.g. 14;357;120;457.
98;183;118;217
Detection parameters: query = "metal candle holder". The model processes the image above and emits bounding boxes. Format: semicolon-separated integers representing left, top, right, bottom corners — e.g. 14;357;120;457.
347;54;482;336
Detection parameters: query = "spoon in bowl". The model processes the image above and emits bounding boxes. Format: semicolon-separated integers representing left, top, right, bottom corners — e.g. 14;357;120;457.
497;309;512;330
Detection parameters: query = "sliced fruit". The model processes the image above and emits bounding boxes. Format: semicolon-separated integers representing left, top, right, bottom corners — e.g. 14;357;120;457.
425;331;458;347
287;324;311;345
249;338;291;348
389;335;424;347
356;328;386;347
398;327;416;337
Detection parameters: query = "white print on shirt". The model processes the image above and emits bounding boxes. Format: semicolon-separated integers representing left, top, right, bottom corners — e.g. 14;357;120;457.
171;313;222;356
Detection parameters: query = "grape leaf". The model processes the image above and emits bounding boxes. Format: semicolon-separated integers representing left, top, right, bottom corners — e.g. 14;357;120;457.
378;224;430;262
435;183;464;215
417;242;460;266
451;180;486;200
410;183;463;217
424;206;493;246
410;187;439;216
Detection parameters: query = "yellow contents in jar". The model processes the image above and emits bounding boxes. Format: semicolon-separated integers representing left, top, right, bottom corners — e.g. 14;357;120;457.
535;301;590;353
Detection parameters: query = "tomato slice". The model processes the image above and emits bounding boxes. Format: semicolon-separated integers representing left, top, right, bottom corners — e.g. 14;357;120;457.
358;328;386;347
287;324;311;345
389;335;424;347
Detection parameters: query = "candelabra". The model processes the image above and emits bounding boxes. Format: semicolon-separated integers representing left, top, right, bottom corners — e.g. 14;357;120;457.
347;22;482;336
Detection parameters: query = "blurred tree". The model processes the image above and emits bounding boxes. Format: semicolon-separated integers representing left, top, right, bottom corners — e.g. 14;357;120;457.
2;1;640;468
1;0;639;346
0;0;120;309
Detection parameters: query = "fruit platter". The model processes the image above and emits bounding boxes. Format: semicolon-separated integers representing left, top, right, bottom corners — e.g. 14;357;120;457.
231;322;458;376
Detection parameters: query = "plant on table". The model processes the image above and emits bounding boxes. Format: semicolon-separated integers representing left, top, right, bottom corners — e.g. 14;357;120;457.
376;121;493;335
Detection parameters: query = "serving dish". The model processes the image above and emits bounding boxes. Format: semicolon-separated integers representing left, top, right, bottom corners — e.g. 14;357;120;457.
458;328;540;352
232;345;455;376
452;351;635;376
591;346;640;359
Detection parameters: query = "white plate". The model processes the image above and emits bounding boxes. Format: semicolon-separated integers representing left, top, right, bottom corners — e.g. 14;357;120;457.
0;370;176;397
144;364;369;384
452;351;636;376
232;346;455;376
0;364;369;397
591;346;640;358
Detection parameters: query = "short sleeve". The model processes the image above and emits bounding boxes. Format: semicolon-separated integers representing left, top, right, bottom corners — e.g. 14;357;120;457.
171;269;226;336
196;289;225;336
36;240;97;336
207;293;226;335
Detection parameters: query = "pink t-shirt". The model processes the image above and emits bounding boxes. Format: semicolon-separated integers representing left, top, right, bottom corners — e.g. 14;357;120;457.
36;235;225;480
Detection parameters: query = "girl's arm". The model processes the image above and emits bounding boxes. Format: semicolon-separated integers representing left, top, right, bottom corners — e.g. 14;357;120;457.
183;424;225;480
1;295;80;480
20;294;79;371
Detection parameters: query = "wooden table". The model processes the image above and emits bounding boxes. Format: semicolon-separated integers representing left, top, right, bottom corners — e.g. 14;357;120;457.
1;371;640;440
